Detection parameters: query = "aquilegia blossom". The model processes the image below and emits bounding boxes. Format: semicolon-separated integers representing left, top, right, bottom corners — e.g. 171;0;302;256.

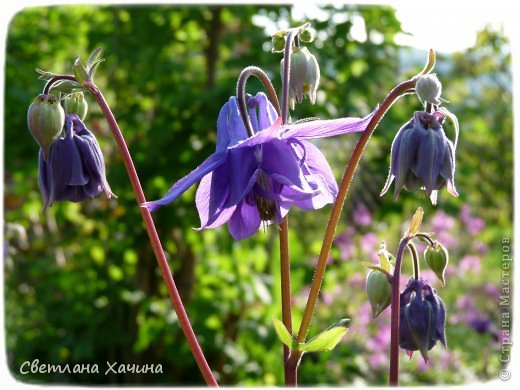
144;92;374;239
39;114;115;210
381;111;458;205
399;276;447;362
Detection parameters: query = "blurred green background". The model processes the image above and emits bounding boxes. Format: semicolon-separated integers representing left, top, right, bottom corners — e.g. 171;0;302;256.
4;4;512;386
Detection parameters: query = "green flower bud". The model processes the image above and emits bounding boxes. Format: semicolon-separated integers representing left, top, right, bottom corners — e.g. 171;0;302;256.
271;36;286;53
280;46;320;109
299;29;314;43
415;74;442;105
366;269;392;318
64;92;88;121
27;94;65;160
424;243;449;287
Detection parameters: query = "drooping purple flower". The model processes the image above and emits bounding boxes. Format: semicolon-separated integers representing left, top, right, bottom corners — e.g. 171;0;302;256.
399;276;447;362
144;92;374;240
381;111;458;205
39;114;115;210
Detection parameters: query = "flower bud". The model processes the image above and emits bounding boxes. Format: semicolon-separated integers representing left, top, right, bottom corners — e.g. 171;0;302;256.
299;29;314;43
366;269;392;318
399;276;447;362
424;243;449;287
271;36;286;53
27;94;65;160
281;46;320;109
415;74;442;105
64;92;88;121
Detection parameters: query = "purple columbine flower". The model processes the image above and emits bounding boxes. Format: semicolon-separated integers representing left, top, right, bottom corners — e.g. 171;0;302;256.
381;111;458;205
399;276;447;362
39;114;115;210
144;92;374;240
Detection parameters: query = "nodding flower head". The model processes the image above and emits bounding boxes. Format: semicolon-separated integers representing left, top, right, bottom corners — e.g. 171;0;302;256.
27;94;65;160
399;276;447;362
144;92;375;240
38;114;115;210
281;46;320;109
381;111;458;205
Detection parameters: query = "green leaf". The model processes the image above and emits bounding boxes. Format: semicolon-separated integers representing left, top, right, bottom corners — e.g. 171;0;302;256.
407;207;424;237
88;58;105;80
73;56;90;85
272;317;296;350
300;326;349;353
377;241;394;271
87;48;103;70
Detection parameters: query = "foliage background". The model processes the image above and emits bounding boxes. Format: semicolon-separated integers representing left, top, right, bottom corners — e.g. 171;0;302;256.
4;4;513;386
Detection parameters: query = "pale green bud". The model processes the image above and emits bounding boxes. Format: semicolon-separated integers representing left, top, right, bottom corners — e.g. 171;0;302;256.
366;269;392;318
27;94;65;160
416;74;442;105
424;243;449;287
64;92;88;120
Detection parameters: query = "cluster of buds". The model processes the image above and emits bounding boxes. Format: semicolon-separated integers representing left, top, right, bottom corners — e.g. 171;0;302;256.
273;24;320;110
28;90;114;210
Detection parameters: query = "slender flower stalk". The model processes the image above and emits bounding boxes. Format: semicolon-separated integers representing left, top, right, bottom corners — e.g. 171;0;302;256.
289;50;436;374
389;236;412;386
43;76;218;387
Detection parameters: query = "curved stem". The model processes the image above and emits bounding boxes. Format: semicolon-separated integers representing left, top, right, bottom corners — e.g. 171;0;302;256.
292;78;417;348
49;76;218;386
414;232;436;247
43;74;77;95
389;237;411;386
407;242;420;280
236;66;281;137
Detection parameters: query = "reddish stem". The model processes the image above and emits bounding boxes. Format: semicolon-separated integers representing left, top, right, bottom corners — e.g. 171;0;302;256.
89;84;218;387
389;237;411;386
44;75;218;386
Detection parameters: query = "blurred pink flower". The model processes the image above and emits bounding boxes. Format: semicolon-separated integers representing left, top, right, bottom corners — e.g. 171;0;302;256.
431;210;455;231
459;255;481;274
335;226;356;260
460;204;485;235
353;202;372;227
360;232;379;262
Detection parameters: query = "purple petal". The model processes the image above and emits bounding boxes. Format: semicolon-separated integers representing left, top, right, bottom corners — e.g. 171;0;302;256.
281;111;375;140
254;92;278;130
228;199;261;240
233;118;283;149
195;173;236;229
261;139;307;190
48;136;88;202
38;149;51;210
216;100;232;153
299;140;338;198
223;148;260;208
228;97;250;146
414;128;446;195
143;152;227;212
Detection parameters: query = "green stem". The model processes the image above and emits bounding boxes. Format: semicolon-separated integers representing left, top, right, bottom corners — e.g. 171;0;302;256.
279;216;293;384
